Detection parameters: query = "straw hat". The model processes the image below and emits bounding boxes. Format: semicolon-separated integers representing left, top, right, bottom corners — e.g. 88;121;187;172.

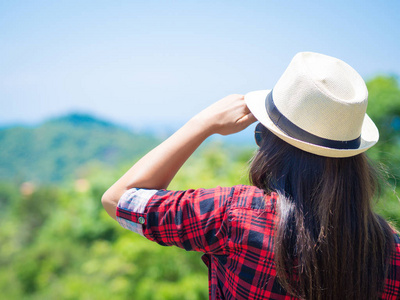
245;52;379;158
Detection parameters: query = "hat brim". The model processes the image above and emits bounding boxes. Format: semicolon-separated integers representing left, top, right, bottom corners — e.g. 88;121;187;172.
245;90;379;158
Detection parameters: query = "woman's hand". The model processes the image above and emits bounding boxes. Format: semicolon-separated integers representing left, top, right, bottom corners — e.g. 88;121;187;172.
193;94;257;136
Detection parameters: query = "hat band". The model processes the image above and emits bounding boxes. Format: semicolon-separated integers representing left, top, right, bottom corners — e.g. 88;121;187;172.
266;91;361;150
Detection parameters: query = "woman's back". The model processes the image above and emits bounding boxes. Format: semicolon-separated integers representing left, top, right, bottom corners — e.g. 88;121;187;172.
129;184;400;299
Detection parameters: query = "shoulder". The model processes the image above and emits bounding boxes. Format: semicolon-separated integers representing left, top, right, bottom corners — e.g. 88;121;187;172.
391;231;400;264
390;231;400;266
382;232;400;298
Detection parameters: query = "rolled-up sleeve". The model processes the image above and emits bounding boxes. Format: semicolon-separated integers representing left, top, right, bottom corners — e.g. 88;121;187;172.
116;188;157;236
116;186;236;255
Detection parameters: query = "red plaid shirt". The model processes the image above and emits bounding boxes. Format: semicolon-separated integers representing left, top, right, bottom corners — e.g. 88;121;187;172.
116;185;400;299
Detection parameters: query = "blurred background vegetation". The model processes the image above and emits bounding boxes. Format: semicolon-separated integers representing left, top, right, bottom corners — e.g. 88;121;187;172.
0;75;399;299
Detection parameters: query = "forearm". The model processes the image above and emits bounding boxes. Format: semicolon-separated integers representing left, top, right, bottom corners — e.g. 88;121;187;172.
102;116;212;219
121;118;211;190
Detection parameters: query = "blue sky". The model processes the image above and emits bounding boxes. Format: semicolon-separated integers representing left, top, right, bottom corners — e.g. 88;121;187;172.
1;0;399;130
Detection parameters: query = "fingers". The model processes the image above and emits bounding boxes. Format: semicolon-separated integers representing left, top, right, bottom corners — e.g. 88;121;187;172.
237;112;257;127
237;95;256;123
224;94;257;129
246;112;257;124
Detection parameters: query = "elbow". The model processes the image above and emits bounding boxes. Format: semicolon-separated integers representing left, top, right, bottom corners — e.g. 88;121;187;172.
101;189;118;220
101;189;110;208
101;192;109;210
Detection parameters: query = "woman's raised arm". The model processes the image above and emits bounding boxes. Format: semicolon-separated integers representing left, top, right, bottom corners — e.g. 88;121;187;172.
101;94;256;219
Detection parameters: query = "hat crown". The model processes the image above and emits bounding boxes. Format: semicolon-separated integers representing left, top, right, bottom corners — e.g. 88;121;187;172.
273;52;368;141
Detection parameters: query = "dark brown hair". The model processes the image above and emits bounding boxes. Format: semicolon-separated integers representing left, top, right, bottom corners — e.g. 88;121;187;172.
249;124;394;300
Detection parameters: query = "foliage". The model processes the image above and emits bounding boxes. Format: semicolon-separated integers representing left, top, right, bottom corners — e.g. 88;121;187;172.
0;143;251;299
0;75;399;299
366;75;400;179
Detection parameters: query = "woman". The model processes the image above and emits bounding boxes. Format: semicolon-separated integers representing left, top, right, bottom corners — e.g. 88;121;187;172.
102;52;400;299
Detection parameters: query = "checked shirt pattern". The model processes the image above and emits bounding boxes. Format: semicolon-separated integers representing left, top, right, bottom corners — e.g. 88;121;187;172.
116;185;400;300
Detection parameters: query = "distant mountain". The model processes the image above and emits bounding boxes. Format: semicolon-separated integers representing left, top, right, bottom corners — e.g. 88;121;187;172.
0;113;161;183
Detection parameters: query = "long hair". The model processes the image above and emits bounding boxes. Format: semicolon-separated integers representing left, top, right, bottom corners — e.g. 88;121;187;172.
249;124;394;300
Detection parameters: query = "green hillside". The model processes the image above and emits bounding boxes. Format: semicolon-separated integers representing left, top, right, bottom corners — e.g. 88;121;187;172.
0;113;161;183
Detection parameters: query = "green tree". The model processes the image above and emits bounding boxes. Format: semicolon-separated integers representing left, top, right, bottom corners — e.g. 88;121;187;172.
367;75;400;178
